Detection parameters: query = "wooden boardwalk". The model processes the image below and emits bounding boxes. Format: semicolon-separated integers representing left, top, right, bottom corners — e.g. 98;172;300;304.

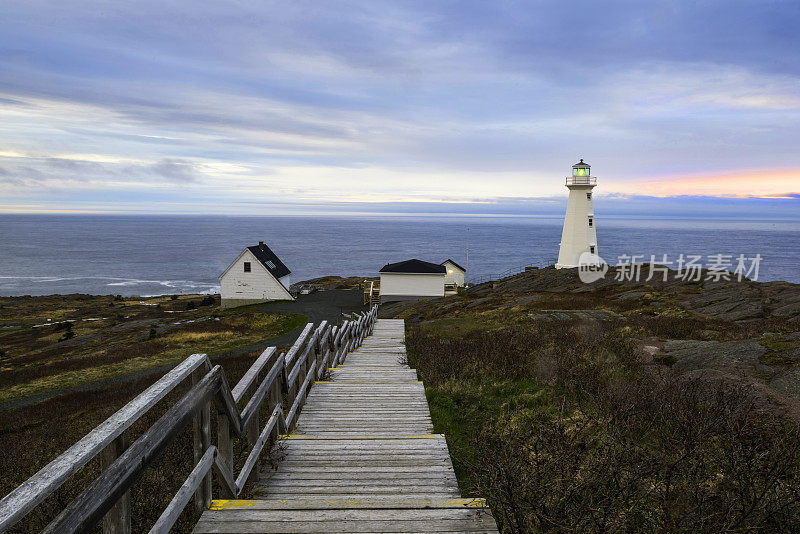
195;319;498;533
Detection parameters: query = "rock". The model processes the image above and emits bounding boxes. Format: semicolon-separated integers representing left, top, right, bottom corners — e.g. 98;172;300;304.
465;297;493;309
785;331;800;341
663;340;716;352
773;300;800;317
682;285;765;321
666;339;768;374
770;366;800;398
512;295;541;306
697;329;719;339
614;290;648;301
528;309;624;321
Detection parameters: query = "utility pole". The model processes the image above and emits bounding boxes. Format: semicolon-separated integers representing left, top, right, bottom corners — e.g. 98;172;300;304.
466;226;469;285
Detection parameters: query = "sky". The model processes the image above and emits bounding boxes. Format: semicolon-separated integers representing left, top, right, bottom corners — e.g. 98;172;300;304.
0;1;799;218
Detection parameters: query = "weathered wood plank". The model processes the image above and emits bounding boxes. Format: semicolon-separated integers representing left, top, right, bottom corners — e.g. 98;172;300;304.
284;323;314;369
231;347;276;403
149;446;216;534
195;317;498;533
206;497;486;509
43;366;225;534
0;354;209;531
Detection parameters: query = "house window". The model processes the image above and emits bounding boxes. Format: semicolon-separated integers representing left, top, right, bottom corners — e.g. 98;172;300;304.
243;262;251;272
266;260;276;270
587;192;592;200
590;246;595;254
588;217;593;227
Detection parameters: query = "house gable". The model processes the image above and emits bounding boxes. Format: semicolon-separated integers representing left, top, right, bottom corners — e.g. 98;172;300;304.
219;248;293;301
441;259;466;273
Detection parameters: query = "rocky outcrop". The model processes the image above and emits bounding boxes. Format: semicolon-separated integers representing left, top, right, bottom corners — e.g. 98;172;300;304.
663;339;769;375
770;366;800;397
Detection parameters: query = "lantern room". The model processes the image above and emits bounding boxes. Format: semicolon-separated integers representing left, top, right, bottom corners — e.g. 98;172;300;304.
566;159;596;186
572;159;590;177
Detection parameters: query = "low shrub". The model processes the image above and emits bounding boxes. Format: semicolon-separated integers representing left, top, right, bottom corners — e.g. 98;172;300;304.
407;323;800;533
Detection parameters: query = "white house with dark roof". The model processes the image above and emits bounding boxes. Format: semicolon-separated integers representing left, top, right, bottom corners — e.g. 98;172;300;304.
378;259;446;304
441;259;466;287
219;241;293;308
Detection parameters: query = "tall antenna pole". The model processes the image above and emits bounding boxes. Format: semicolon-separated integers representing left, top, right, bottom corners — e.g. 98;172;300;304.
466;226;469;284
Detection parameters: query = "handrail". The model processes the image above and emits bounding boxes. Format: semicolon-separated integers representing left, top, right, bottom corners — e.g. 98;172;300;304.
467;260;554;288
0;305;379;534
0;353;210;529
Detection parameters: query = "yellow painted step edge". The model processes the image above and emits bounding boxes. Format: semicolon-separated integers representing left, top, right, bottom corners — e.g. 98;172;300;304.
277;434;440;440
209;498;488;510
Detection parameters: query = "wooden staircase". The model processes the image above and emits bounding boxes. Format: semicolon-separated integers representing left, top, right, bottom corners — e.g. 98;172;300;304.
362;279;380;307
194;319;498;533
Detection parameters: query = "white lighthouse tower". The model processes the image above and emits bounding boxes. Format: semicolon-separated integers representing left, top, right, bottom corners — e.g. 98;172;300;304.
556;159;598;268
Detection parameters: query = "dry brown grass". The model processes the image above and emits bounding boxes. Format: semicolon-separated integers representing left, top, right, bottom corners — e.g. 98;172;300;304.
407;321;800;533
0;350;277;533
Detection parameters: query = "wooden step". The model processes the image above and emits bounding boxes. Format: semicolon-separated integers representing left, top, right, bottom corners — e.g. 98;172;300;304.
194;320;498;533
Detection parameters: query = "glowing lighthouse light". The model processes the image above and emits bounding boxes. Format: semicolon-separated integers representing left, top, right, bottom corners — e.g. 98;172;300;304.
556;159;599;268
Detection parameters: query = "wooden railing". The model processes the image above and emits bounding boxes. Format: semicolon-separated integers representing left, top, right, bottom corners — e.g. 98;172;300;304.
467;260;554;287
362;279;380;306
0;305;378;534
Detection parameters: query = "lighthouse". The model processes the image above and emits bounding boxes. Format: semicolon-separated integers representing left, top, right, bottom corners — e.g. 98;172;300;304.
556;159;598;268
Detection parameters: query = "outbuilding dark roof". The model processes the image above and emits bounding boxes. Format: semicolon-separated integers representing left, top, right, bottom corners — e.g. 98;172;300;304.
247;242;291;279
441;259;466;272
379;259;446;274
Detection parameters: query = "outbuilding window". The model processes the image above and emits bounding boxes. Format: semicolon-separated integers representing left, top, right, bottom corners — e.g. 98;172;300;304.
243;262;251;272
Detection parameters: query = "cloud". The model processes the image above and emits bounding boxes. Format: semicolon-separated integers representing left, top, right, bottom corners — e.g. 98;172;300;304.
148;159;198;183
0;1;798;212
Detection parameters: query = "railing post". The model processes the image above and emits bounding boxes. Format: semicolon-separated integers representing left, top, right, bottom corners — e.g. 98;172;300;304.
100;430;131;534
192;369;212;512
216;410;234;497
246;362;261;448
314;327;325;374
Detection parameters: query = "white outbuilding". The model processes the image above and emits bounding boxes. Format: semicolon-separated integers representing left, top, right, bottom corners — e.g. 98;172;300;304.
219;241;293;308
441;259;466;288
379;259;445;304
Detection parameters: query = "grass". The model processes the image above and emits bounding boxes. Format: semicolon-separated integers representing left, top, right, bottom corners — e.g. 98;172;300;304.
0;294;311;532
759;332;800;365
400;271;800;533
0;295;307;403
0;349;272;533
425;379;551;495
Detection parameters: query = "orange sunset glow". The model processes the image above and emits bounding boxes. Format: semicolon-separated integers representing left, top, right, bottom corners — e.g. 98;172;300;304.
626;169;800;199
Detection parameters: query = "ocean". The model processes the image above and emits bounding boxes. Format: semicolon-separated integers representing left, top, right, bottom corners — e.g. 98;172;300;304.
1;214;799;296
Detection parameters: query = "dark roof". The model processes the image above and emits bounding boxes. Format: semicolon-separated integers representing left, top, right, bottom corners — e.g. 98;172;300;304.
441;259;466;272
572;158;590;168
379;259;446;274
246;242;291;279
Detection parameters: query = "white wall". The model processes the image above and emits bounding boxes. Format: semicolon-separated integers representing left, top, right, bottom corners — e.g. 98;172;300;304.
278;274;291;289
220;249;292;302
556;184;598;268
380;273;445;297
442;262;465;286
